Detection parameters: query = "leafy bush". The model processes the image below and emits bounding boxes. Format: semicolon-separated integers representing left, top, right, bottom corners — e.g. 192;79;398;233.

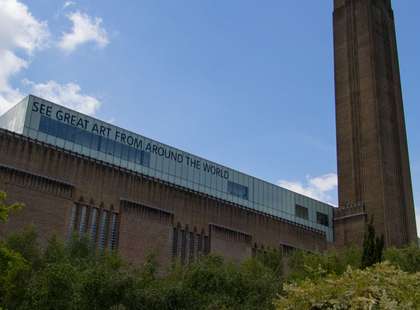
287;246;361;282
275;262;420;309
384;243;420;273
1;192;419;309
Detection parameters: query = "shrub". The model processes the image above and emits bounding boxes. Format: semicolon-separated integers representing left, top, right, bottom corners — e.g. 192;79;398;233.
275;262;420;309
384;243;420;273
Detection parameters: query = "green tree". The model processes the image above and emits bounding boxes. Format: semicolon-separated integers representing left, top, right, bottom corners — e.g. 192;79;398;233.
18;235;134;310
0;244;31;308
0;191;23;223
6;226;41;268
361;217;384;268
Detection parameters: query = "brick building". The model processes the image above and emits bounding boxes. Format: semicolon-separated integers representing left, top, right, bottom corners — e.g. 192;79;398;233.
0;95;332;265
333;0;417;247
0;0;417;266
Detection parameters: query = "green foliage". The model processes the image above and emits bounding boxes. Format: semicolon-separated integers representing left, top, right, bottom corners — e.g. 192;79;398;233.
0;231;283;310
254;248;283;280
287;246;362;282
361;217;384;268
0;191;23;223
385;243;420;273
0;211;418;310
22;260;80;310
0;243;31;308
5;226;41;268
275;262;420;309
124;255;281;310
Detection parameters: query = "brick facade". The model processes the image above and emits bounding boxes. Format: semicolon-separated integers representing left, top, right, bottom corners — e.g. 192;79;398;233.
333;0;417;247
0;130;328;265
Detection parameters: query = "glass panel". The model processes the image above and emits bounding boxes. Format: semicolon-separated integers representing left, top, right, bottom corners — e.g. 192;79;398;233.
38;116;151;168
295;204;309;220
227;181;249;200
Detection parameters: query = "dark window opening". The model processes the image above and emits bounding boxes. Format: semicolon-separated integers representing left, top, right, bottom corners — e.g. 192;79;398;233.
316;212;329;227
227;181;249;200
295;204;309;220
281;244;296;256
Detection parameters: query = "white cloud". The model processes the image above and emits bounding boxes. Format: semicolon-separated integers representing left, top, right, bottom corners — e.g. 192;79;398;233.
0;50;27;114
58;11;109;52
0;0;50;113
24;79;101;115
278;173;338;205
0;0;49;52
63;1;75;9
0;1;103;116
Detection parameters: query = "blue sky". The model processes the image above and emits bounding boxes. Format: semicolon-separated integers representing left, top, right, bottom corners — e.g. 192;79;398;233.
0;1;419;235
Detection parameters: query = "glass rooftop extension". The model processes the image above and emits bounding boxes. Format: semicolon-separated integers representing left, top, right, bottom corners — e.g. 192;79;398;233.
0;95;334;241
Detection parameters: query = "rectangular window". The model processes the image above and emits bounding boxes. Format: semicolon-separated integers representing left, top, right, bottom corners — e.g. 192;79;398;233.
281;244;296;256
67;204;77;239
91;134;101;151
177;228;183;260
141;151;150;167
79;130;91;148
295;204;309;220
227;181;249;200
78;205;87;234
172;227;179;258
189;232;195;262
127;146;135;162
98;210;108;250
89;208;98;241
67;126;78;143
181;229;187;264
197;233;203;255
108;213;118;250
114;141;122;158
106;140;115;156
38;116;150;167
316;212;329;227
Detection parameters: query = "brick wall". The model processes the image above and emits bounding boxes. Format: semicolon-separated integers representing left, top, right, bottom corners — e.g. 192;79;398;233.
0;130;329;265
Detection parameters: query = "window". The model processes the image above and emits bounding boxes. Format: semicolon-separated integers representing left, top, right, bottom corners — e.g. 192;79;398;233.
67;205;77;239
106;139;115;156
281;244;296;256
89;208;98;241
38;116;150;167
295;204;309;220
227;181;249;200
78;205;87;234
141;151;151;166
316;212;329;227
91;134;101;151
98;210;108;250
108;213;118;250
79;130;92;148
127;146;135;162
114;141;122;158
